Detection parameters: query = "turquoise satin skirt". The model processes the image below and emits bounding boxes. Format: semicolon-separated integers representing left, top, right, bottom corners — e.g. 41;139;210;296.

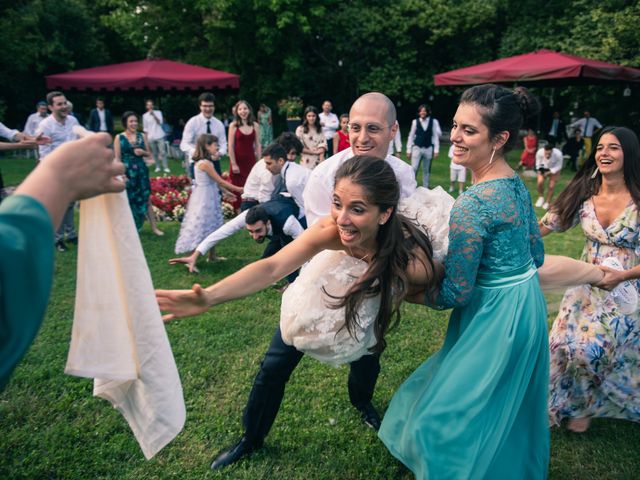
379;262;549;479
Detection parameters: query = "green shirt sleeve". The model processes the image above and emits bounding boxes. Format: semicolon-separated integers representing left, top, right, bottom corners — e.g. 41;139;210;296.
0;194;54;390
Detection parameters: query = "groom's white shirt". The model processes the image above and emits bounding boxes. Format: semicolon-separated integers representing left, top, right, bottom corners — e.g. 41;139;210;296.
303;148;416;226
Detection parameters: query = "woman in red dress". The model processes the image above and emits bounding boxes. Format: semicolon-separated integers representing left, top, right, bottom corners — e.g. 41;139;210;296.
228;100;261;210
520;128;537;169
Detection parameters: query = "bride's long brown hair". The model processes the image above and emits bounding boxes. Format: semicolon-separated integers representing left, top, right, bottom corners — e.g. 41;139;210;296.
328;156;436;353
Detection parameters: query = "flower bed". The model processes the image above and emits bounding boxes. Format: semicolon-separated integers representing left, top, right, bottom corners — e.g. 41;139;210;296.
150;175;192;221
150;174;236;221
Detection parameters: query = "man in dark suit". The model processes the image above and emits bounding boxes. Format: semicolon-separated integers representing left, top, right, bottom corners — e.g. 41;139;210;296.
87;98;114;134
546;111;566;146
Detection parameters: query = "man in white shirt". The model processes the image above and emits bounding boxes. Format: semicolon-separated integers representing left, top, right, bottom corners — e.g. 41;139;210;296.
169;199;303;273
23;101;49;136
240;158;277;211
180;92;227;178
263;143;309;223
304;93;415;226
318;100;339;155
36;91;80;250
143;99;169;173
570;111;602;158
406;104;441;188
208;92;415;471
240;132;304;212
534;143;563;210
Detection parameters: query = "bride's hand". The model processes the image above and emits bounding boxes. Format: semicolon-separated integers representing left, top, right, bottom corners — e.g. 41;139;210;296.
156;284;210;322
595;266;626;291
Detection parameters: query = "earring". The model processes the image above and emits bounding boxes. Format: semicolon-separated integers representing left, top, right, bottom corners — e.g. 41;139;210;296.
489;147;496;164
590;167;599;179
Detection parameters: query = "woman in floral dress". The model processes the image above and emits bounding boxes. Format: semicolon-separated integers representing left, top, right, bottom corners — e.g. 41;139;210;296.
295;106;327;169
540;126;640;432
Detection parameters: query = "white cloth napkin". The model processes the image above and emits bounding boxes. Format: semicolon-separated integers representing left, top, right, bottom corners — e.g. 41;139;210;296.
65;191;185;460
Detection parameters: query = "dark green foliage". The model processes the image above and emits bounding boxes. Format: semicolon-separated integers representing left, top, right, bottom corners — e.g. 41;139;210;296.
1;0;638;132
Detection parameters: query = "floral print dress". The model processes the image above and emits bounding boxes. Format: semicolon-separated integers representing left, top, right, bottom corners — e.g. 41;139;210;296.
541;199;640;425
119;133;151;230
295;125;327;169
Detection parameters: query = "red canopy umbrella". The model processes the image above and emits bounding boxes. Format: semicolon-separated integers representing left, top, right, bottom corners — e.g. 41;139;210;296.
46;58;240;91
434;50;640;86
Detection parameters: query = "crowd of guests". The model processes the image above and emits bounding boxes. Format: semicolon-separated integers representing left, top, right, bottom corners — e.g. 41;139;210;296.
1;84;639;479
520;109;605;210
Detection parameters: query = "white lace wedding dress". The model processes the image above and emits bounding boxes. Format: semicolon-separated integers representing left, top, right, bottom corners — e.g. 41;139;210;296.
280;187;455;366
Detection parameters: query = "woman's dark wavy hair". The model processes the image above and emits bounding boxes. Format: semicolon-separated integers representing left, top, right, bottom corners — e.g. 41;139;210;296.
460;84;540;153
301;105;321;134
550;126;640;230
328;156;436;354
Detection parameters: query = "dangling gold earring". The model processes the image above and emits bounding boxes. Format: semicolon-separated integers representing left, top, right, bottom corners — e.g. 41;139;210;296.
489;147;496;164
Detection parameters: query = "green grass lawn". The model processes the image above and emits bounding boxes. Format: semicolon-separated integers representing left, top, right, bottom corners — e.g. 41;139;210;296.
1;150;639;479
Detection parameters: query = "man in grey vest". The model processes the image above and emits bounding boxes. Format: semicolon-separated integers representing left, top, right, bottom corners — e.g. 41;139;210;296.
406;104;441;188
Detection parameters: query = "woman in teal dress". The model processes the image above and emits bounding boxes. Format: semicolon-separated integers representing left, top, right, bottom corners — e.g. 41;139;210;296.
379;85;550;479
114;111;162;234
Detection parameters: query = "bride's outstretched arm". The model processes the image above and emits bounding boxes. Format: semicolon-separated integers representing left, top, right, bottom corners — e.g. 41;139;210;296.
157;218;339;321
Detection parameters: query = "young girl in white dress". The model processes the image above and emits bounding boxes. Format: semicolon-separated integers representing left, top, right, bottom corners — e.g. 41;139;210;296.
174;134;243;258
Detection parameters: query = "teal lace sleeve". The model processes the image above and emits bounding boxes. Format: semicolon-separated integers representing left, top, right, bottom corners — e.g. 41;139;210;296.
434;193;487;309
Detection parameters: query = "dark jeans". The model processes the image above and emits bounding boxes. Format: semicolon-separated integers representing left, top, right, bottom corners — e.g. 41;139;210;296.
242;327;380;444
326;138;333;157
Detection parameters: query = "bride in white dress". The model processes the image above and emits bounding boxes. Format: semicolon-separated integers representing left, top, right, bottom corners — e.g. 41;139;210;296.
158;156;442;359
280;186;453;366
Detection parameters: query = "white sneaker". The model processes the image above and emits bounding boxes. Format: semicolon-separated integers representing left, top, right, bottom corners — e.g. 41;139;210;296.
542;201;550;210
448;186;454;193
602;257;638;315
155;167;161;172
535;196;544;208
163;168;170;173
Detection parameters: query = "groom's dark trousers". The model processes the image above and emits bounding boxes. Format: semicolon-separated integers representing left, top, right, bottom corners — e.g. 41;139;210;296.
241;326;381;444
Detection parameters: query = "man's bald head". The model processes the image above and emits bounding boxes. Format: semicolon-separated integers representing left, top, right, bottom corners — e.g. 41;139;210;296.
348;92;398;159
350;92;396;126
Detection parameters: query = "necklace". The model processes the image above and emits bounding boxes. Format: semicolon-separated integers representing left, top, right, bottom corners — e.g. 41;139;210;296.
347;246;371;263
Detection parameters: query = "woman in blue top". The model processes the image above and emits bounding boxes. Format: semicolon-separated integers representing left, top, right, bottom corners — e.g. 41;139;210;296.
379;85;550;479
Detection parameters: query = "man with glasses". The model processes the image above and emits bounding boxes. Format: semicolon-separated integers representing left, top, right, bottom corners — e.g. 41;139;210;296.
209;92;415;471
304;92;415;225
180;92;228;178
